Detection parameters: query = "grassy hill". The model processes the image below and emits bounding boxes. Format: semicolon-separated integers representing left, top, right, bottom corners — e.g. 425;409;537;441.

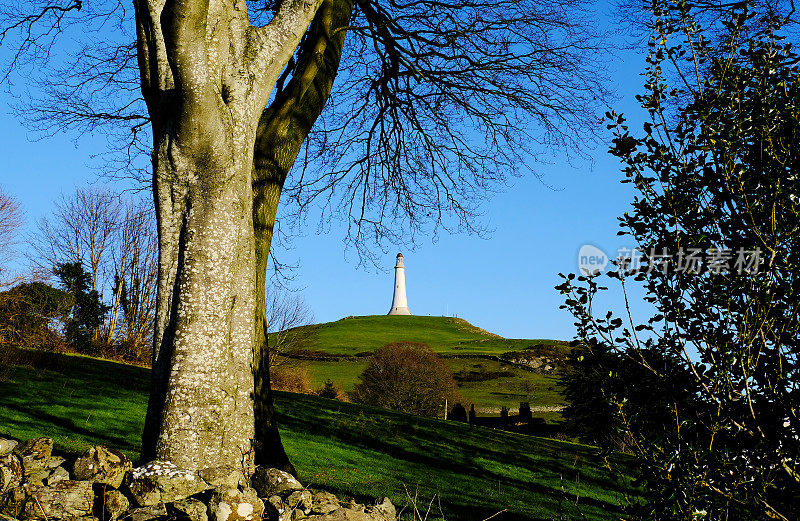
303;359;566;418
284;315;570;357
277;315;571;414
0;349;636;520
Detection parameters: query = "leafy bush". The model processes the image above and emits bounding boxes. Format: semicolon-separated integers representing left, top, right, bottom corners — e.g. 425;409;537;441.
351;342;461;417
54;262;108;353
449;402;468;422
558;3;800;518
315;379;349;401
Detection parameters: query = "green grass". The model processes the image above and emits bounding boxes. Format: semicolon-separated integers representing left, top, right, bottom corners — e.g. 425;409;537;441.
286;315;570;357
0;351;636;520
304;360;369;391
303;359;566;416
282;315;571;418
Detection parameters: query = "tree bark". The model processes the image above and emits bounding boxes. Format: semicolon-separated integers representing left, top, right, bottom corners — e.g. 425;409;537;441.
251;0;353;474
136;0;324;470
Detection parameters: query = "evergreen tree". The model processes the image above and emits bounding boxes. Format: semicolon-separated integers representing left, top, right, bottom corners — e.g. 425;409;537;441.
54;262;108;352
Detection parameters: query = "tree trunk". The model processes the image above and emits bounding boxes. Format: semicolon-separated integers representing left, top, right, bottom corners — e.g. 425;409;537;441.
145;150;259;470
136;0;323;470
251;0;352;474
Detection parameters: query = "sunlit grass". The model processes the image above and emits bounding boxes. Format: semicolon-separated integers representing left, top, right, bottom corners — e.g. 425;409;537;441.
0;351;637;520
280;315;570;357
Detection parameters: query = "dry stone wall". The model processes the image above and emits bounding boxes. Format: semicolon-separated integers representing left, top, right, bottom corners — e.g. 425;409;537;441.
0;438;395;521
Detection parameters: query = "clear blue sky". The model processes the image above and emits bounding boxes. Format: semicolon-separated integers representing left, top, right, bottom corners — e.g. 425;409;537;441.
0;2;651;341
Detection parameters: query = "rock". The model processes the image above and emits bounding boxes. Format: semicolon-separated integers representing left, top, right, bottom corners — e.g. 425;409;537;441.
104;489;130;521
0;440;17;457
264;496;289;521
345;500;364;513
0;486;26;519
0;454;23;493
14;438;53;474
127;502;168;521
24;469;51;487
47;466;70;485
127;474;161;507
311;492;340;515
73;445;132;488
366;498;395;521
209;488;265;521
250;468;302;498
128;461;210;506
45;457;66;470
199;466;245;491
285;490;313;516
171;497;209;521
23;480;94;519
308;509;388;521
305;509;353;521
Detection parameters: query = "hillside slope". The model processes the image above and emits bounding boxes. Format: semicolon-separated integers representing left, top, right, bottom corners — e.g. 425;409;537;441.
282;315;570;357
0;350;635;520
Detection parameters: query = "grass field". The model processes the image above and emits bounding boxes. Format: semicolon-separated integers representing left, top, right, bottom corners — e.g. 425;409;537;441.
284;315;570;357
0;350;636;520
280;315;571;418
303;359;566;416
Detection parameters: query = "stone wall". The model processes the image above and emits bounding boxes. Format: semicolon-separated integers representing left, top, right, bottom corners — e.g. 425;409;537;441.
0;438;395;521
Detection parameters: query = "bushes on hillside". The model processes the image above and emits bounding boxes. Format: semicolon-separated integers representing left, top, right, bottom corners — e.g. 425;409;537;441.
316;379;349;401
270;366;314;394
0;281;72;349
351;342;461;417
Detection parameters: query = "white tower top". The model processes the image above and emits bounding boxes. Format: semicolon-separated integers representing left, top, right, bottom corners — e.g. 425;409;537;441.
388;253;411;315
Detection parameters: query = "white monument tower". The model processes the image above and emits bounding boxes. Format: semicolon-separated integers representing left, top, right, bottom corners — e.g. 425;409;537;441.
388;253;411;315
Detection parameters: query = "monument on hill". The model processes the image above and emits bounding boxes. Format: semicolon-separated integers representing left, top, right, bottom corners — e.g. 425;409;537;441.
388;253;412;315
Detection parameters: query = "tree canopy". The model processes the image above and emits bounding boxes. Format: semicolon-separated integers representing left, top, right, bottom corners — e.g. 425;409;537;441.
351;342;461;417
0;0;609;254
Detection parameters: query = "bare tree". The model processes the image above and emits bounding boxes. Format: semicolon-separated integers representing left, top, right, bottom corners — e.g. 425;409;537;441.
265;286;315;369
0;0;611;471
109;201;158;361
30;187;120;345
30;187;120;294
30;187;157;357
0;186;23;288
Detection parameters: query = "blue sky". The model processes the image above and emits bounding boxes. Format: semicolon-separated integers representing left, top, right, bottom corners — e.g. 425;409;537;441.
0;2;652;341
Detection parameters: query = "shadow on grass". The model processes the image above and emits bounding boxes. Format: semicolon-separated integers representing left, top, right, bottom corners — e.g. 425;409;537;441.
0;401;132;448
275;393;629;521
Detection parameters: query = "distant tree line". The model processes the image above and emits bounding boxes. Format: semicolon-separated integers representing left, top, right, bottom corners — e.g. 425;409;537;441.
0;186;157;363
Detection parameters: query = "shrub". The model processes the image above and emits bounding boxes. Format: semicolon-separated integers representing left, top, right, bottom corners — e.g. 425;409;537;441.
316;379;349;401
270;366;313;394
449;402;468;422
0;281;71;350
557;3;800;518
54;262;108;353
351;342;461;417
